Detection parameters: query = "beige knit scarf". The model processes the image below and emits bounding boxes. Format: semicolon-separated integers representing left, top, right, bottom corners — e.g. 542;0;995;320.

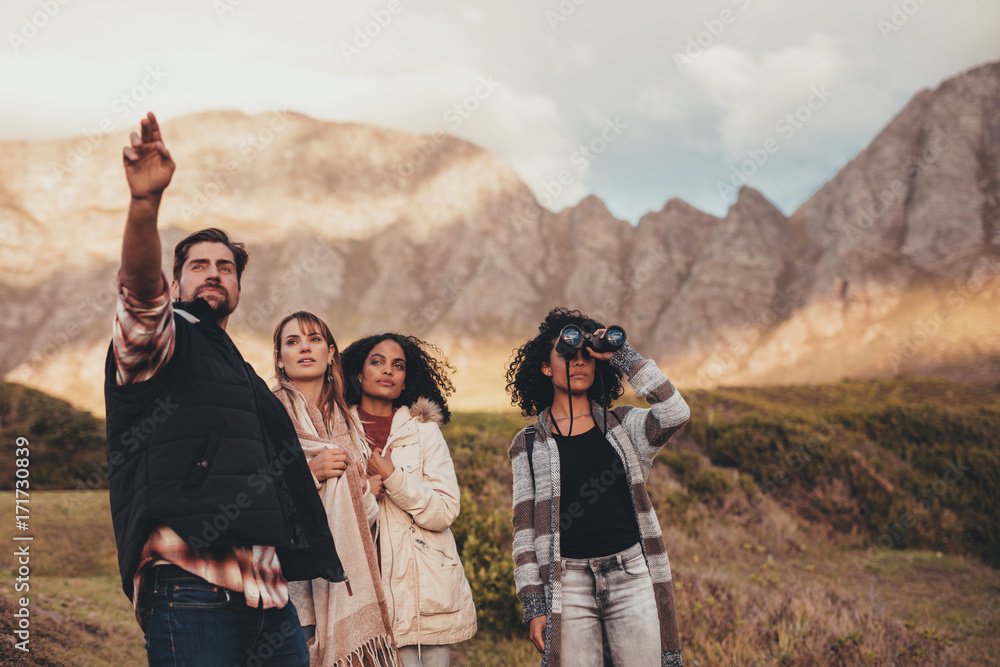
274;387;399;667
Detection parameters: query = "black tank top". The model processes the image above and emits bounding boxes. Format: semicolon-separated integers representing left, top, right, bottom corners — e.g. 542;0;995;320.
553;426;640;558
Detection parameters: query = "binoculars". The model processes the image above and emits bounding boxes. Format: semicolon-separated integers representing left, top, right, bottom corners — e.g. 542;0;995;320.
555;323;626;359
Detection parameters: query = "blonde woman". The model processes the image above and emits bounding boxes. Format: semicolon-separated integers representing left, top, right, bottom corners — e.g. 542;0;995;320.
272;311;400;666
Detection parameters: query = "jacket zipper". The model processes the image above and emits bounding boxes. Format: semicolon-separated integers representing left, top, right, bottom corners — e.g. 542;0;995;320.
411;518;422;660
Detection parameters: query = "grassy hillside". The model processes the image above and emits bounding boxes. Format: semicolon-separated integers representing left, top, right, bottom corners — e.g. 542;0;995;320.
682;378;1000;567
0;381;108;490
2;377;999;664
442;385;1000;664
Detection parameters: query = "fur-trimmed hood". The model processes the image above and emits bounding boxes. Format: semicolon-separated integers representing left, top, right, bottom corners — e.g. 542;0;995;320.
408;396;444;426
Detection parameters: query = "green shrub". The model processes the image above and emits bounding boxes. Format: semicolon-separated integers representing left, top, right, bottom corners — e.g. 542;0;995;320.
659;449;702;478
455;497;521;635
0;382;108;490
684;378;1000;568
445;411;526;635
686;468;733;507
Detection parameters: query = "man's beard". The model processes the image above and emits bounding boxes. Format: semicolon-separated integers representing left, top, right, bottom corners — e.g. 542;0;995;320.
187;284;238;320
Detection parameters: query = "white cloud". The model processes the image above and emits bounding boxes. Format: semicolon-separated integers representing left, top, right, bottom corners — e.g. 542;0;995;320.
682;34;847;160
1;0;998;222
631;84;685;122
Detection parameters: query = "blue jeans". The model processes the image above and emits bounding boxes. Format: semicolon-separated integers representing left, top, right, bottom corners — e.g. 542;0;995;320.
139;564;309;667
560;542;661;667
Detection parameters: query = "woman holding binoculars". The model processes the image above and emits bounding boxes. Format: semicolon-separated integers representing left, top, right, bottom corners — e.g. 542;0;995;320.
505;307;691;666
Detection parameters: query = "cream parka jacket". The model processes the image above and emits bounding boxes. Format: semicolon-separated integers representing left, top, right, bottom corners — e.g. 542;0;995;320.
351;398;477;650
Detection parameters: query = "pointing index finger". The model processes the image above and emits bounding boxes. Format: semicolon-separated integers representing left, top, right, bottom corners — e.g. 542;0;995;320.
146;112;164;145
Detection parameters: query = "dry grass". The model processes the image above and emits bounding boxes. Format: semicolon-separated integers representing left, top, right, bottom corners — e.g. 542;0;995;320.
3;483;999;665
661;494;1000;666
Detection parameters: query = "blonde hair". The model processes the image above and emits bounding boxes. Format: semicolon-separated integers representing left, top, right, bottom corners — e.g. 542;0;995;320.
272;311;369;459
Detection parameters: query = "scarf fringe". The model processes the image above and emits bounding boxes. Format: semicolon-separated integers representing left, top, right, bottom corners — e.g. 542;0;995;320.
332;634;399;667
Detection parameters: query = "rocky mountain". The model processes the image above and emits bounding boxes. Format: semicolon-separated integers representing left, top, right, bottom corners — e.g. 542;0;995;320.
2;61;999;415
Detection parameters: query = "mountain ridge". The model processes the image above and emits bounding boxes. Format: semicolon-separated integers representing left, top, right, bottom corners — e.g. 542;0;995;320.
3;60;999;414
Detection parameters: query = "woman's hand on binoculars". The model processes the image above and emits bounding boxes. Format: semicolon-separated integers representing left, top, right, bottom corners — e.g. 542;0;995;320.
589;329;615;361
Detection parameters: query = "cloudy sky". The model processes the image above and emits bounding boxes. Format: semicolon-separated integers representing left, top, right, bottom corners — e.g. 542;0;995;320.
2;0;998;221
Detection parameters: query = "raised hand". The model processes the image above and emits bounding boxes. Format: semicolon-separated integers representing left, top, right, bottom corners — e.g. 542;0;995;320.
123;112;175;199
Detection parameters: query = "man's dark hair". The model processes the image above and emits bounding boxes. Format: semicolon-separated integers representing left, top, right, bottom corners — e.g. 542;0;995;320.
173;228;249;286
341;333;455;424
505;307;625;417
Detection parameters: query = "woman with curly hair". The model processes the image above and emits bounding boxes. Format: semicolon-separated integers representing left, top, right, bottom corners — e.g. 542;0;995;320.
341;333;477;667
272;312;400;666
506;307;690;667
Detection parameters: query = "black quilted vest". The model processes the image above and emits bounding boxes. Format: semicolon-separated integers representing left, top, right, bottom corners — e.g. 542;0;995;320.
104;298;343;598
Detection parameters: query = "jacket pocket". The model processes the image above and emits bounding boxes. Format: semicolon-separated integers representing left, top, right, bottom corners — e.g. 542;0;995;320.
184;429;222;493
389;439;422;477
412;534;467;615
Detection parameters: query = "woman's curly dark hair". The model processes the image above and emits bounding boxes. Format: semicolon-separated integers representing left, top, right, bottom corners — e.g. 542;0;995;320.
341;333;455;424
505;307;625;417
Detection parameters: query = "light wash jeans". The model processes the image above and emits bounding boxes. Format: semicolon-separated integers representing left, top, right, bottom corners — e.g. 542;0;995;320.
560;542;660;667
397;644;451;667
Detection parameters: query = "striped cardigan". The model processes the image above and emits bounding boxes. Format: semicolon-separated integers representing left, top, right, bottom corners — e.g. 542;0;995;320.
508;343;690;667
